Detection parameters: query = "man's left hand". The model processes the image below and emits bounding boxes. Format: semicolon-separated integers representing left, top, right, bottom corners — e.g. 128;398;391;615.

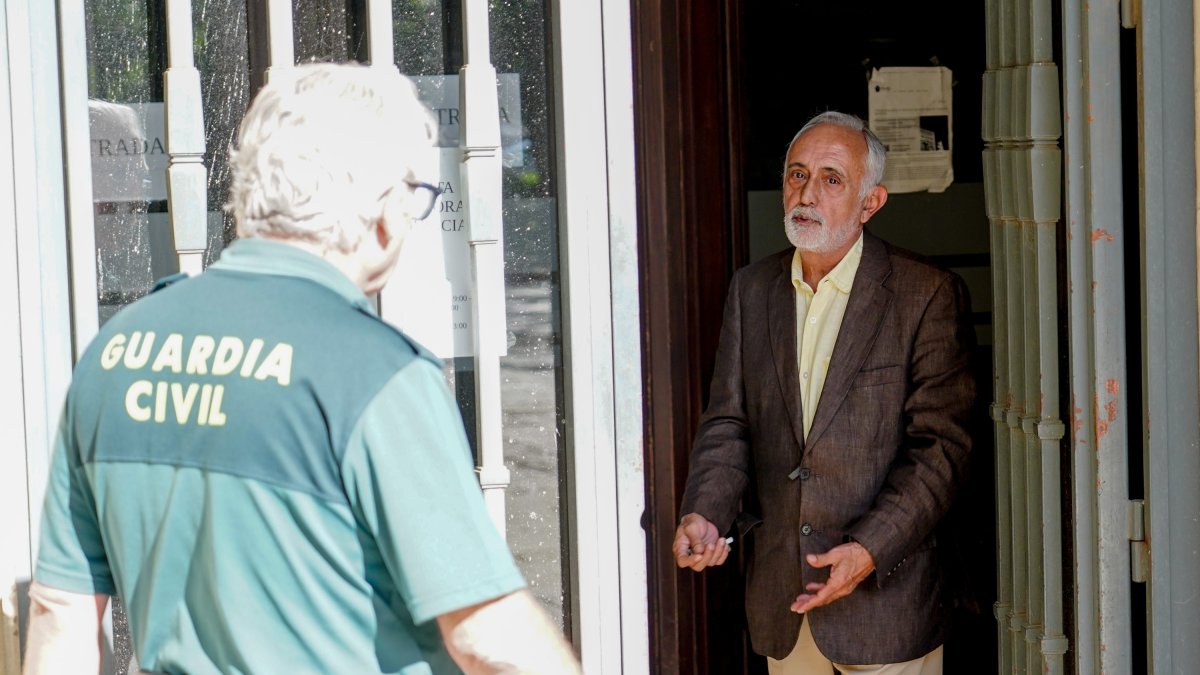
790;541;876;614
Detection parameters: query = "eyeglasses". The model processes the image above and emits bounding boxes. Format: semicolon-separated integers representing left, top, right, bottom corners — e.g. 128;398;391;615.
402;180;443;221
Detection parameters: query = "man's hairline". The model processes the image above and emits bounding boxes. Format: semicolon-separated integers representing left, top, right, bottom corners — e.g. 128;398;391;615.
782;123;878;200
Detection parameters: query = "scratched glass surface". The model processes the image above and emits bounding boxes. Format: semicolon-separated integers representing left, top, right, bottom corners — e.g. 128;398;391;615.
86;0;249;322
394;0;571;630
293;0;360;64
83;0;569;648
392;0;447;75
85;1;248;672
490;0;569;633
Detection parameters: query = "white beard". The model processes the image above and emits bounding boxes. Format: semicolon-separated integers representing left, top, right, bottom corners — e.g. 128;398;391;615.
783;205;860;255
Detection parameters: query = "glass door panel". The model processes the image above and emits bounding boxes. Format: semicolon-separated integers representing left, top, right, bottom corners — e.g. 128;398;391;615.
387;0;572;632
84;1;249;671
85;0;249;321
488;0;570;632
80;1;571;663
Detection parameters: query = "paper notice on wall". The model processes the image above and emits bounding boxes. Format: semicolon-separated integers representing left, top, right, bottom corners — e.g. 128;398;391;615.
383;150;472;359
868;67;953;194
380;74;520;359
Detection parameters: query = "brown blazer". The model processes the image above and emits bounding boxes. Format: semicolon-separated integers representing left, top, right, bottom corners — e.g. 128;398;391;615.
680;232;975;664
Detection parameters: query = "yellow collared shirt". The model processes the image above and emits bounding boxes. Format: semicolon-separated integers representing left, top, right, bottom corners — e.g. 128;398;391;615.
792;233;864;439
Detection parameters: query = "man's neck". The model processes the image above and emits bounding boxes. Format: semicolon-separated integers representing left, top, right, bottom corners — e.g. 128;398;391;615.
798;236;859;289
259;236;370;291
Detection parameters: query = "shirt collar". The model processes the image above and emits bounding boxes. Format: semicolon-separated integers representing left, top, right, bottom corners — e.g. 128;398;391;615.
791;232;865;294
208;238;376;314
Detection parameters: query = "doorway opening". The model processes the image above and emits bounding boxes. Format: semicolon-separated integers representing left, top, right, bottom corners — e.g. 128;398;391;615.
637;1;999;671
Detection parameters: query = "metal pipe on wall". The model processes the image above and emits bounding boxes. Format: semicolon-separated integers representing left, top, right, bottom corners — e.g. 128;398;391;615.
982;4;1014;671
1081;0;1134;670
1035;210;1067;675
1061;0;1133;670
995;19;1032;675
988;0;1073;669
1022;220;1043;675
1004;144;1028;675
1011;61;1047;674
1027;0;1066;666
1059;0;1097;671
985;150;1015;675
1137;0;1200;670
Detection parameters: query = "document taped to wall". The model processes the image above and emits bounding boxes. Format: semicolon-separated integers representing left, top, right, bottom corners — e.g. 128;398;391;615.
381;74;521;359
868;67;953;194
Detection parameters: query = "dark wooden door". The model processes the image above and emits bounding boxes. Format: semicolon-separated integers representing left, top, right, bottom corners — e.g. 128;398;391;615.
633;0;758;672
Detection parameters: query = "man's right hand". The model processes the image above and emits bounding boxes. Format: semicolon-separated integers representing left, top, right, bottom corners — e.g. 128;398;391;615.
673;513;731;571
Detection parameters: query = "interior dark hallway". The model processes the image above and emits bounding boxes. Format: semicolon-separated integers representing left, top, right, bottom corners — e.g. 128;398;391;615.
636;1;996;671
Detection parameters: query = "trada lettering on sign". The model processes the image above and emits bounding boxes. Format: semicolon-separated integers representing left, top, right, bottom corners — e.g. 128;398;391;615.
89;100;170;201
92;136;166;157
432;108;461;126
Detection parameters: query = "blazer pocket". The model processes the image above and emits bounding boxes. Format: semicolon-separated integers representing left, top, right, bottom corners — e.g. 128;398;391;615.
851;364;904;388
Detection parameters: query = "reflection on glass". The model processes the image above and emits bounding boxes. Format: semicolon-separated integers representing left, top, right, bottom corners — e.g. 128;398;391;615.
196;0;252;261
293;0;360;65
84;1;249;668
490;0;569;632
85;0;166;324
390;0;571;632
82;0;572;650
393;0;448;75
86;0;250;318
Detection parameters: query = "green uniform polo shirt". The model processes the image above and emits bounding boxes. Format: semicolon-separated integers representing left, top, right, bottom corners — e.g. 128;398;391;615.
35;238;525;674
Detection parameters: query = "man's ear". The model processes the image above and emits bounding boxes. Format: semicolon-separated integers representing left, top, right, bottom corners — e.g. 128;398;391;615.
377;188;415;256
374;215;391;249
358;199;412;295
858;184;888;224
359;219;402;295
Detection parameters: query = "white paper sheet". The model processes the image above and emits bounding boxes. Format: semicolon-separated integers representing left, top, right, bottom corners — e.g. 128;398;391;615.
381;74;521;359
868;67;954;194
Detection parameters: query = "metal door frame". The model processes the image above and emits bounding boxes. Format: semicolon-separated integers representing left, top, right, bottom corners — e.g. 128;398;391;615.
1135;0;1200;672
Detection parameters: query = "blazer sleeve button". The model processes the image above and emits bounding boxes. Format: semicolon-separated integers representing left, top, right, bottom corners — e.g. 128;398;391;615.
800;523;813;536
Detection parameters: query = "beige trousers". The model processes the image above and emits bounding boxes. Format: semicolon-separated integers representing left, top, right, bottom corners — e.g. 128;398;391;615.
766;616;943;675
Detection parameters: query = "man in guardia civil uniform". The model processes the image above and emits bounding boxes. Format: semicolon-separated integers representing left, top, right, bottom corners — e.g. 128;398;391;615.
23;63;579;675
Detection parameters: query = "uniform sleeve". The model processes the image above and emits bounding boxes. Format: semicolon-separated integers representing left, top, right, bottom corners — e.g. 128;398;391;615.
341;359;526;625
34;411;116;596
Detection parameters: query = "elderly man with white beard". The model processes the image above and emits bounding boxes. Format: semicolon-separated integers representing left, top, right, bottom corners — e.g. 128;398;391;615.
673;111;976;674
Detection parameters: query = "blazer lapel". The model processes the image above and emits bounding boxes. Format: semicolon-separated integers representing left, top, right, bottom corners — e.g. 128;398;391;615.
767;252;806;454
805;234;894;450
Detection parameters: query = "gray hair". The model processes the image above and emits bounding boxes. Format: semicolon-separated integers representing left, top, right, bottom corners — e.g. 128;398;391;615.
227;63;437;252
785;111;887;199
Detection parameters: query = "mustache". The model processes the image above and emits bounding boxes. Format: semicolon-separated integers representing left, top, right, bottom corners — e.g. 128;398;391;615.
786;206;824;225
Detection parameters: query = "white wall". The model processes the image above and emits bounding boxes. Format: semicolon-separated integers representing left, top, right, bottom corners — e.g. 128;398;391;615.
1;0;89;670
